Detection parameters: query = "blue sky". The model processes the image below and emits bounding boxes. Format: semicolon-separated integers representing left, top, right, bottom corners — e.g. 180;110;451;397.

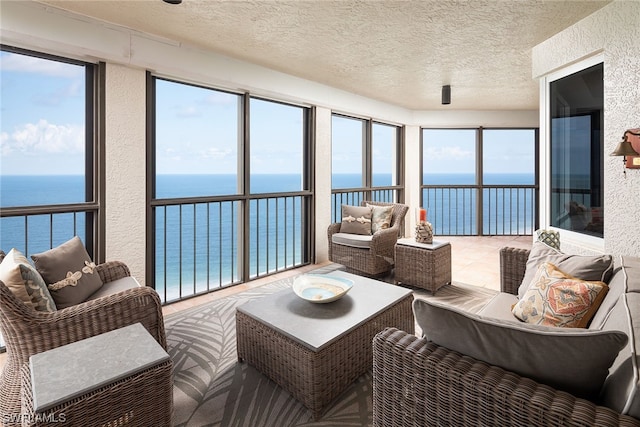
1;50;534;177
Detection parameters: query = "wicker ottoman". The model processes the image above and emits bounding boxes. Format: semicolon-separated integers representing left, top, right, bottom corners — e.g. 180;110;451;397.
394;238;452;293
236;271;414;420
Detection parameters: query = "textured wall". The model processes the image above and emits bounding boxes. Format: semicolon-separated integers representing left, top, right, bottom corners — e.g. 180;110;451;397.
104;64;147;284
532;0;640;256
314;108;332;263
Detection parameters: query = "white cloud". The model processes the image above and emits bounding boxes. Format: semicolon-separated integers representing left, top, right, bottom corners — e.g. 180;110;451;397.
1;120;84;156
0;52;83;78
425;146;473;160
205;92;237;106
177;106;201;118
202;147;233;159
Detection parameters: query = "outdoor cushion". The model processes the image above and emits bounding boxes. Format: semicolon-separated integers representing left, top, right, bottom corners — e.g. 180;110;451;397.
512;262;608;328
0;248;57;311
518;241;613;299
331;232;373;249
367;204;393;233
31;236;104;309
339;205;372;235
85;276;141;301
590;255;638;330
601;293;640;417
476;292;520;323
0;248;36;309
413;298;628;399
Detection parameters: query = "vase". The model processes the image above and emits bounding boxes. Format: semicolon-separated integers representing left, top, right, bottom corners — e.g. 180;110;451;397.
415;221;433;244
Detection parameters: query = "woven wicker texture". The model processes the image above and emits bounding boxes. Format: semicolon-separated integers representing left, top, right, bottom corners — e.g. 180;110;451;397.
0;261;168;427
20;359;173;427
373;327;640;427
236;293;414;420
394;242;451;293
536;229;561;250
499;246;531;295
328;201;408;276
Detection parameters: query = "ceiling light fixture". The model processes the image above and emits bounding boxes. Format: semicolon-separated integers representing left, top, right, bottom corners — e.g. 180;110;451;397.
163;0;182;4
442;85;451;105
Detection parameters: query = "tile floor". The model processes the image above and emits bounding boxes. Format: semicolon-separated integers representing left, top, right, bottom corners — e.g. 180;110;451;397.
0;235;532;369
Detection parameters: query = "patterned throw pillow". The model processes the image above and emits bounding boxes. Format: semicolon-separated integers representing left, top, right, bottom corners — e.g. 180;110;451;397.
339;205;372;236
31;236;103;309
0;249;56;311
367;204;393;234
512;262;608;328
19;263;57;312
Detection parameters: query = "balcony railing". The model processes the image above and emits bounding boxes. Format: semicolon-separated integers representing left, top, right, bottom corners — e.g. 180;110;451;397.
151;192;312;304
331;186;402;223
421;184;538;236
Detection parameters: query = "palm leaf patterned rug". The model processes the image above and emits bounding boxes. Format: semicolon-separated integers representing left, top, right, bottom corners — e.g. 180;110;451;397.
165;264;496;426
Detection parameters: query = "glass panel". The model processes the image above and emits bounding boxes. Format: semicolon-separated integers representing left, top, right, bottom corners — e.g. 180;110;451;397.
155;79;240;197
0;50;86;207
332;115;365;189
550;63;603;237
483;129;535;184
249;98;305;193
372;122;399;187
422;129;476;185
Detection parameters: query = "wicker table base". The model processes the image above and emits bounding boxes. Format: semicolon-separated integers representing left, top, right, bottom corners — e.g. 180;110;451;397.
394;238;452;293
236;272;414;420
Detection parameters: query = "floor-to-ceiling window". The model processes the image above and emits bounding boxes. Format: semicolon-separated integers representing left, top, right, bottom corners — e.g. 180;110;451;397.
330;114;403;222
0;45;102;349
421;128;538;235
150;76;312;303
549;62;604;238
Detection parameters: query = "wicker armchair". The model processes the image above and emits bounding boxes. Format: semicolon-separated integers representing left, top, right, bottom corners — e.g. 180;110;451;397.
328;200;408;277
0;261;167;427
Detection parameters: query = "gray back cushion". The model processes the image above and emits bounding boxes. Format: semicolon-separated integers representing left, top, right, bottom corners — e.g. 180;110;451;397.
414;298;628;399
518;241;614;299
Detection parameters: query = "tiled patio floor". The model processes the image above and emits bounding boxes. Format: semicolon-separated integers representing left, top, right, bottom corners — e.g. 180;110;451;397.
0;235;532;369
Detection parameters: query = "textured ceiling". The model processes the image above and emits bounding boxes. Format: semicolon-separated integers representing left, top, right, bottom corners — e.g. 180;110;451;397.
36;0;610;111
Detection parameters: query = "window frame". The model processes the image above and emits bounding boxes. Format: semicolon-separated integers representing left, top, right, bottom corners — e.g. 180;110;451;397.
540;53;605;252
0;44;104;261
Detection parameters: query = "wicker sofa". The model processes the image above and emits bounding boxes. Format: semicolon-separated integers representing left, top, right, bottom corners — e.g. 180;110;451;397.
0;253;169;427
373;245;640;427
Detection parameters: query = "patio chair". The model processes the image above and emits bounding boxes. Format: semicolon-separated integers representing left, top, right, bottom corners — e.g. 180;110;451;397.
0;258;167;426
328;200;409;277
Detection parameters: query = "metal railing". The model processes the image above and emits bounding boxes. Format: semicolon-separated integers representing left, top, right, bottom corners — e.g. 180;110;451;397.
151;192;312;304
421;184;538;236
331;186;402;223
0;204;98;352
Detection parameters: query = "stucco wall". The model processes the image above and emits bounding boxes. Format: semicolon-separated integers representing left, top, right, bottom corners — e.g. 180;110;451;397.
532;0;640;256
104;64;148;284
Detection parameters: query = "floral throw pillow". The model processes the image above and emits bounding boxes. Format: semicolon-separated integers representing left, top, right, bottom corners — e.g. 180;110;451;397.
367;204;393;234
512;262;608;328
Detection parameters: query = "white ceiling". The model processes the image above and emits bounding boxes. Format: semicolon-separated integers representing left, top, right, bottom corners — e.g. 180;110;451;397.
37;0;610;111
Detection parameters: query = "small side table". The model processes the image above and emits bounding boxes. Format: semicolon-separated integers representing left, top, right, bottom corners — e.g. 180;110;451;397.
23;323;173;427
394;238;452;293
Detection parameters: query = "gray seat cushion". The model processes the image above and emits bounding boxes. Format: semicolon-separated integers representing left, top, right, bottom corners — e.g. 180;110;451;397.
331;232;373;249
477;292;520;323
84;276;141;301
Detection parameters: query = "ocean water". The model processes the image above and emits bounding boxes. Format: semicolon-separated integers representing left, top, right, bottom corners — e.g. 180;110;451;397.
0;173;535;300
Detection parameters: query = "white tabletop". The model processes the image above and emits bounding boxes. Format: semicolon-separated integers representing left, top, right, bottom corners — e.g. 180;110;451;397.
30;322;169;413
237;271;412;352
397;238;449;250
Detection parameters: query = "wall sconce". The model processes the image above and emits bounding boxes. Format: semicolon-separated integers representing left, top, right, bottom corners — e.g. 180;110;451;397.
441;85;451;105
610;129;640;177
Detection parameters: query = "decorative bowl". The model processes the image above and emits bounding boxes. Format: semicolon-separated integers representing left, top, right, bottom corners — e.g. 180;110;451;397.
292;274;354;303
